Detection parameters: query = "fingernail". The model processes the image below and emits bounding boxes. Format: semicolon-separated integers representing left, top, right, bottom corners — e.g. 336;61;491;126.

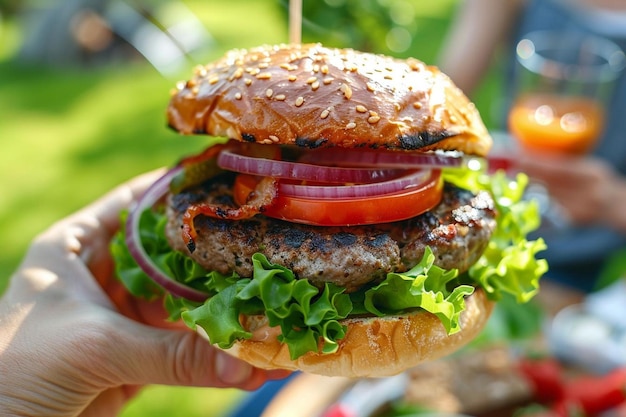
215;351;253;385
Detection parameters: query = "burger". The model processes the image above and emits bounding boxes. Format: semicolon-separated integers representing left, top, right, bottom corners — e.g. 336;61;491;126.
111;44;548;378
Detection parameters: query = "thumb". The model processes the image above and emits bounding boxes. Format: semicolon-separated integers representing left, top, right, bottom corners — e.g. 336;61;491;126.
96;319;272;390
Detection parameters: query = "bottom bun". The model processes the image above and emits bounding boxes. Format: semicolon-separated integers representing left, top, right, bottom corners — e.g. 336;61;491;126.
220;288;493;378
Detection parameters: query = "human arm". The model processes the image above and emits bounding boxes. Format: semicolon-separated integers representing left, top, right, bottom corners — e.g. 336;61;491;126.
437;0;525;95
0;171;288;417
515;152;626;233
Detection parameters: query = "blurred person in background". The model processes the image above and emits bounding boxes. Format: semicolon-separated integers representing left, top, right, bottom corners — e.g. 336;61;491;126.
438;0;626;293
0;171;288;416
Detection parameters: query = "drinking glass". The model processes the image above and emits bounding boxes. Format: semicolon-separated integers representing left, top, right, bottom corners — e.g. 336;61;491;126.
508;30;625;155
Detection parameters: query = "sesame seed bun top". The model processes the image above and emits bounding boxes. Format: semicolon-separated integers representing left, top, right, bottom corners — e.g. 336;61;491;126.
167;43;492;156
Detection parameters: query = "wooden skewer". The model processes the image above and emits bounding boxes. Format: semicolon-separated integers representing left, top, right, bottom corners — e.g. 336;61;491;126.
289;0;302;44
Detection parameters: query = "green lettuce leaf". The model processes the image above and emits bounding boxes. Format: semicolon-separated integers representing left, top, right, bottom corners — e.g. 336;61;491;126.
184;253;352;360
444;168;548;302
363;247;474;333
182;280;253;349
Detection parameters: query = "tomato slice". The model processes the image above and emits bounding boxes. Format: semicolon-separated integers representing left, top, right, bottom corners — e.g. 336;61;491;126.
234;170;443;226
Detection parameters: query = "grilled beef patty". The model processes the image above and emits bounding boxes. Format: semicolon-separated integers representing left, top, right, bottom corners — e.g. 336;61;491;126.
166;173;497;292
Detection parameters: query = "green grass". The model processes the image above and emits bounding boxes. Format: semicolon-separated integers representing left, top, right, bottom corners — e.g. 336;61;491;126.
0;1;491;415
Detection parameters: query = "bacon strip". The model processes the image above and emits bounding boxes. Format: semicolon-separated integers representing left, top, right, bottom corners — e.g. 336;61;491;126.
181;176;278;253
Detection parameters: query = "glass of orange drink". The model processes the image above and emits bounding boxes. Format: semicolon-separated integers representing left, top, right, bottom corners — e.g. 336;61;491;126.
508;30;625;155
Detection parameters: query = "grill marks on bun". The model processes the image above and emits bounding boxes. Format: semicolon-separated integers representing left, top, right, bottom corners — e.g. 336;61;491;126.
167;44;492;156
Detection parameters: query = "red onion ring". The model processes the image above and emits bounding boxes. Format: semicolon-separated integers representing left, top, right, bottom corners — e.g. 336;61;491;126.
278;169;431;199
301;148;468;168
125;167;209;302
217;149;403;183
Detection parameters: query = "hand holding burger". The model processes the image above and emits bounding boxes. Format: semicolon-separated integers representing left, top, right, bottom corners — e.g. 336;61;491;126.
112;44;548;378
0;172;288;417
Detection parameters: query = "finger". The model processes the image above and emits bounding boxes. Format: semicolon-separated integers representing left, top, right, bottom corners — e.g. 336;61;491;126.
106;283;186;329
99;321;281;390
78;386;141;417
80;169;166;288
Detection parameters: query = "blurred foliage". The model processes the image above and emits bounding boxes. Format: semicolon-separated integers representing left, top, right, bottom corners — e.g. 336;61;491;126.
0;0;20;16
595;248;626;290
279;0;458;61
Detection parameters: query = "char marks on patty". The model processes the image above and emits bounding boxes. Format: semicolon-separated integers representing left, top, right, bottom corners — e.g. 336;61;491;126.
166;174;496;292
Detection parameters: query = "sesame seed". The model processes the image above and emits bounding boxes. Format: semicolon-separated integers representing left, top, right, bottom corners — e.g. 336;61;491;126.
449;115;458;123
321;65;329;74
408;59;421;71
313;64;320;73
323;77;334;85
311;81;320;90
356;105;367;113
187;79;197;88
256;72;272;80
235;92;242;100
413;102;423;109
169;88;179;97
384;75;393;80
193;65;207;77
269;135;280;142
191;86;199;95
288;75;297;82
340;83;353;99
275;94;286;101
346;122;357;129
266;88;273;98
244;78;252;86
306;76;317;84
320;109;330;119
367;115;381;124
258;62;269;69
280;63;291;70
366;82;375;92
295;96;304;107
208;76;219;85
262;139;273;145
229;67;244;81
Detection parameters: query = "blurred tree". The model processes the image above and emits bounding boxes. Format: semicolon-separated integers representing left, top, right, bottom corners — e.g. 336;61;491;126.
298;0;395;52
278;0;458;61
0;0;20;17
